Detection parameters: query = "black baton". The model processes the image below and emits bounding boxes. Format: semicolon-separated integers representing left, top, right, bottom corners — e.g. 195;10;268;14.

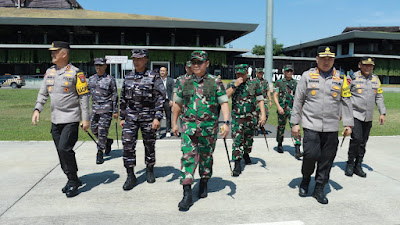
260;126;270;151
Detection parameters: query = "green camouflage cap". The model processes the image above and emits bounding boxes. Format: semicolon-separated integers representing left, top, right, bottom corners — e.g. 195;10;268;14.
235;64;249;74
283;64;294;71
255;68;264;73
191;50;208;61
186;61;192;67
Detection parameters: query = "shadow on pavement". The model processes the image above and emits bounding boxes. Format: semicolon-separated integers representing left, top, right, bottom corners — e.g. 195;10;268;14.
103;149;122;162
79;170;120;193
135;166;181;185
332;161;374;173
288;177;343;196
191;177;237;204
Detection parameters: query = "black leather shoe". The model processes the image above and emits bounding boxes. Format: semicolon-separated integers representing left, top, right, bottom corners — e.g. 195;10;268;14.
96;150;104;164
354;162;367;178
105;138;113;155
277;144;284;153
146;166;156;183
65;180;81;198
312;183;328;204
198;178;208;198
243;152;252;165
62;179;82;193
345;162;354;177
299;177;310;197
123;173;137;190
178;185;193;211
232;160;242;177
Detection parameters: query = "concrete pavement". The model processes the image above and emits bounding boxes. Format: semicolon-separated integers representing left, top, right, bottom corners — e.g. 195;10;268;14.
0;136;400;225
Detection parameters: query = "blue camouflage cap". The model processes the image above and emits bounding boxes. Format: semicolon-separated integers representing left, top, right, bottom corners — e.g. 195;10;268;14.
94;58;106;65
131;49;148;58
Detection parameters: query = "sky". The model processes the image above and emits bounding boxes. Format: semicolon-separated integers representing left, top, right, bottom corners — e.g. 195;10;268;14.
80;0;400;51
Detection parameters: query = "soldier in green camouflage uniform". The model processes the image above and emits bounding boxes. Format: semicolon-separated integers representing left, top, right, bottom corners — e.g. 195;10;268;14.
273;64;302;158
254;68;272;134
172;51;230;211
226;64;266;177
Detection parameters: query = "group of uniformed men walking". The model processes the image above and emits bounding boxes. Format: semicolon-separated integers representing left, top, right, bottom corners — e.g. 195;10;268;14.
31;41;386;210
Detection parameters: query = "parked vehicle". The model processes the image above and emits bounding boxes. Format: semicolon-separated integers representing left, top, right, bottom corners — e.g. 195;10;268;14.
0;75;26;88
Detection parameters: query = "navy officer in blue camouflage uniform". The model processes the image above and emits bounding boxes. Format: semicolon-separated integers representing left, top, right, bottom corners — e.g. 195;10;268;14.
88;58;118;164
32;41;90;198
119;49;166;190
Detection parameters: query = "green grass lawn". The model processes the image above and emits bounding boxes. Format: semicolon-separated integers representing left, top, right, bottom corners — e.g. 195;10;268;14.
0;89;399;140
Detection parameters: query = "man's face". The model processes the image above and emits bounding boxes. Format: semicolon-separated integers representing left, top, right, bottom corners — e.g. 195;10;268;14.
191;59;209;76
256;71;264;79
236;72;248;81
95;64;107;75
316;56;335;72
159;67;168;77
359;63;374;76
51;49;67;64
283;69;294;79
133;57;148;72
185;66;192;75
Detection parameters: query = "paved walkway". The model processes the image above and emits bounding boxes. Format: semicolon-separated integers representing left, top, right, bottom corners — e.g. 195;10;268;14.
0;136;399;225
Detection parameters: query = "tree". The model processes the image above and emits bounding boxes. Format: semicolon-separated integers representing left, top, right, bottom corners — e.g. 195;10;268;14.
251;38;284;56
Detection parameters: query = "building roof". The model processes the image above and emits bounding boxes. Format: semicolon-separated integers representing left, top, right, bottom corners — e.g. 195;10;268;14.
0;8;258;43
283;30;400;52
342;26;400;33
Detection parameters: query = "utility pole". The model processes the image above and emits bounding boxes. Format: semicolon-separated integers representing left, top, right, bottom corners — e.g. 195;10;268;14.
264;0;273;86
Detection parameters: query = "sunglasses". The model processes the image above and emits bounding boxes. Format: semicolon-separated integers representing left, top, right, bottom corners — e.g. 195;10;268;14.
191;60;205;66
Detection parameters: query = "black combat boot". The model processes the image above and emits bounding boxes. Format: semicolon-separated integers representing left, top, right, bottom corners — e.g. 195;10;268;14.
277;143;284;153
178;185;193;211
123;168;137;190
299;177;310;197
62;179;82;193
65;173;82;197
232;159;242;177
295;144;302;159
345;160;355;177
354;158;367;178
312;183;328;204
243;152;252;165
198;178;208;198
96;150;104;164
105;138;113;155
146;166;156;183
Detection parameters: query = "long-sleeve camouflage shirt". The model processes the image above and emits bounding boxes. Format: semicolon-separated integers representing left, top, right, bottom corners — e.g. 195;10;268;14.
273;78;297;115
227;79;264;120
175;73;228;136
349;71;386;122
119;69;166;122
88;73;118;114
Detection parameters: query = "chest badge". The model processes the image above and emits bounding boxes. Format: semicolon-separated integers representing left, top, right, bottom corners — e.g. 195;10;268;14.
65;82;69;86
357;89;363;94
64;87;69;93
48;86;52;92
311;90;316;96
332;92;338;98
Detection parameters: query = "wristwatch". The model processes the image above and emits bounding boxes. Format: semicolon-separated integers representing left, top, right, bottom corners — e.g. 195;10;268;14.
224;121;230;125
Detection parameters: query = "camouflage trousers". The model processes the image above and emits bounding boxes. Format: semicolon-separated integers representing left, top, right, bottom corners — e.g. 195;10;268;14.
231;117;255;160
122;119;156;168
276;113;301;145
180;132;217;185
90;112;112;151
